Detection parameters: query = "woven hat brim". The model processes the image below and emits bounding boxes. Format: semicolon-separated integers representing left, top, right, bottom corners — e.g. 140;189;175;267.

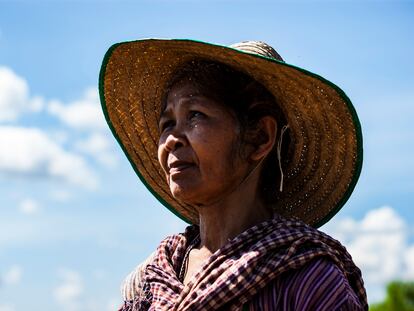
99;39;363;228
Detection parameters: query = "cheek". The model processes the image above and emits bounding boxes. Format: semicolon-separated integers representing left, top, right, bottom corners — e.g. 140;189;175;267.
194;128;240;170
157;140;168;172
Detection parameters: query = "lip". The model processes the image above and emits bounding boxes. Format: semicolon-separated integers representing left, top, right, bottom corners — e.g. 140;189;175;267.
168;160;194;175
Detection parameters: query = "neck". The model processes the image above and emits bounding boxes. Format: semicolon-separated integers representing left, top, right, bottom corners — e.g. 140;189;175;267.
196;171;273;253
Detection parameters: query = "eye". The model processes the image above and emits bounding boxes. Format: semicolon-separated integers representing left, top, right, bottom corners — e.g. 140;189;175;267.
159;119;175;132
188;110;205;120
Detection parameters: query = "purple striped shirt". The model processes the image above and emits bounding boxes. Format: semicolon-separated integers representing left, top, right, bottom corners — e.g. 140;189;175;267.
247;258;362;310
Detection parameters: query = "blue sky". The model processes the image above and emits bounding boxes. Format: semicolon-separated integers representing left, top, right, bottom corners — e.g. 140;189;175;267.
0;1;413;310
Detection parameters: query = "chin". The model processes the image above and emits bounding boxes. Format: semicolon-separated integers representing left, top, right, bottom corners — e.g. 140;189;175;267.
169;182;203;205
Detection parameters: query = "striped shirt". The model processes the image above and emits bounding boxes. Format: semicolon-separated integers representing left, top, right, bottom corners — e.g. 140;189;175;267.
119;216;367;310
247;258;363;310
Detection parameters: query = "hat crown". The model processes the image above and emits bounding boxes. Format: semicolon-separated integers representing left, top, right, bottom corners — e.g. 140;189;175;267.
230;41;284;62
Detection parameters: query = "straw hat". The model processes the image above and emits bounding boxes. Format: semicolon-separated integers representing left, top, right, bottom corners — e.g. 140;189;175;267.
99;39;363;228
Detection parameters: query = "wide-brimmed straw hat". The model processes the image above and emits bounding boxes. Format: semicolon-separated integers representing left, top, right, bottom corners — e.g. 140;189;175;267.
99;39;363;228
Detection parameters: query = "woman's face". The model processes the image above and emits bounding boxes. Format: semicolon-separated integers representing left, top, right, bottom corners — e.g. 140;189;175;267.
157;81;250;206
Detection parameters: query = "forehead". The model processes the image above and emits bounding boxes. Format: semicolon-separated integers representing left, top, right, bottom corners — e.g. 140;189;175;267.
163;81;220;111
159;81;237;124
167;80;208;100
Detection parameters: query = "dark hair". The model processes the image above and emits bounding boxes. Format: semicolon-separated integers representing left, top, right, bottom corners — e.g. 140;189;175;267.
162;59;290;205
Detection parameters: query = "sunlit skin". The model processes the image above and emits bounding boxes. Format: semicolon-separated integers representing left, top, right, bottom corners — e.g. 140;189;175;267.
157;81;278;285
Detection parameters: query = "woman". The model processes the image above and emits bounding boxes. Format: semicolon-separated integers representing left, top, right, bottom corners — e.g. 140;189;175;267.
99;40;367;310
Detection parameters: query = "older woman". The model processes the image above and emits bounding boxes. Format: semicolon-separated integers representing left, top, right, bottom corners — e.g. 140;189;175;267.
99;40;367;310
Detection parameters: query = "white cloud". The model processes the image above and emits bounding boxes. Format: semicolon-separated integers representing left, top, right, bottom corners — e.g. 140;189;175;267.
322;206;414;303
48;88;106;131
0;126;98;189
3;265;23;285
53;268;83;311
74;133;118;168
18;198;40;215
0;66;44;122
404;246;414;279
52;269;121;311
50;130;70;145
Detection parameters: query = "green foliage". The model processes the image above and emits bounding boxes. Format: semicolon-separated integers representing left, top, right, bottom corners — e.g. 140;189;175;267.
370;281;414;311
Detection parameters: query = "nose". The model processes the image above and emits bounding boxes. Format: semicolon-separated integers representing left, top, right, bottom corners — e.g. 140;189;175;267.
164;132;185;152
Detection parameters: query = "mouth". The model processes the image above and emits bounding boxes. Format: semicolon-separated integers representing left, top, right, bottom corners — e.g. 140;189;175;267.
168;161;194;175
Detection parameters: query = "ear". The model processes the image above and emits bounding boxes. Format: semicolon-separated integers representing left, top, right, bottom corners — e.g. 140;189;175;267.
250;116;278;161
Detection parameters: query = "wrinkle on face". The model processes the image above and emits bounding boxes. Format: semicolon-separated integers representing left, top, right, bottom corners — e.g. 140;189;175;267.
157;82;250;207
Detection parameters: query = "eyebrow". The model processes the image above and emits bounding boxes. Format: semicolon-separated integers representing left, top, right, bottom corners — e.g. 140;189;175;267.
160;95;209;119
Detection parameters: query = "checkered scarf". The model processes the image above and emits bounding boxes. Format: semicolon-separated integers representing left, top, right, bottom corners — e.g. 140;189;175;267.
122;216;367;311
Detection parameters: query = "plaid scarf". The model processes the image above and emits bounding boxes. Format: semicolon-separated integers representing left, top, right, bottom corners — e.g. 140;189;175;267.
122;216;367;311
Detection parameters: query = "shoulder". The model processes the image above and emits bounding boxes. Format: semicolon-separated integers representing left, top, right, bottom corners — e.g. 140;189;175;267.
120;232;181;301
251;258;365;311
121;251;157;301
120;228;194;301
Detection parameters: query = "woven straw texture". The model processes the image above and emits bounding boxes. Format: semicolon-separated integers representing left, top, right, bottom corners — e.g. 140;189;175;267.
99;39;363;228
